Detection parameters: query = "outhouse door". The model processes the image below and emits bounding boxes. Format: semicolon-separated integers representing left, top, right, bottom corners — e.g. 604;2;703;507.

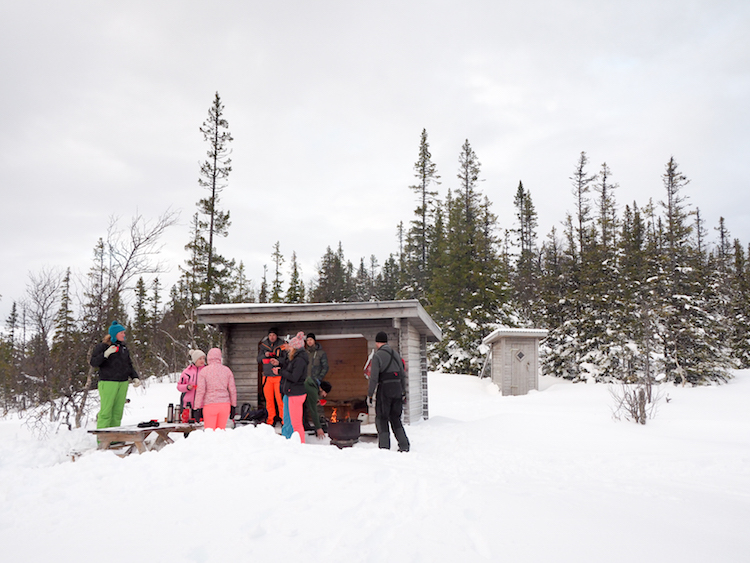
510;342;534;396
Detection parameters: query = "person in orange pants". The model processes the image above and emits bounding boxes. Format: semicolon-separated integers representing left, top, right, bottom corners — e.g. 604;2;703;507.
263;375;283;425
258;327;285;425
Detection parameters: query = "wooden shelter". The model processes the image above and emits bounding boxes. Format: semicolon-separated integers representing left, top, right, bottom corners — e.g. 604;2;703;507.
482;328;548;396
196;300;442;424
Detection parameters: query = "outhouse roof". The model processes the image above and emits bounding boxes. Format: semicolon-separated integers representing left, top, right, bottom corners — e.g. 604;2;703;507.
197;299;443;342
482;327;548;345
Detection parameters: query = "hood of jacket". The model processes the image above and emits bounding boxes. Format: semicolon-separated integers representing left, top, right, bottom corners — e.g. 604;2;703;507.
207;348;223;365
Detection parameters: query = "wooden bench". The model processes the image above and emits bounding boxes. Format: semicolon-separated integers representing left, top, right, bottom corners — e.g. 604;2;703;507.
89;422;203;456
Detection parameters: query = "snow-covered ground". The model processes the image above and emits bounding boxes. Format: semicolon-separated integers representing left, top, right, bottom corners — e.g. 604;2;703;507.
1;371;748;563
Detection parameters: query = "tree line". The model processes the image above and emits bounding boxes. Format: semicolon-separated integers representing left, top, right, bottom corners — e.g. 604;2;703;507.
2;93;748;428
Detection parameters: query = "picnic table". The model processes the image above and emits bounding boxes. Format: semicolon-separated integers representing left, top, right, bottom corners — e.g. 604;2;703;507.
89;422;203;456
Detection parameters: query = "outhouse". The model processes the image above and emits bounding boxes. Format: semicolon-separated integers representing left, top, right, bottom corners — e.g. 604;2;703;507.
481;328;548;396
196;300;442;424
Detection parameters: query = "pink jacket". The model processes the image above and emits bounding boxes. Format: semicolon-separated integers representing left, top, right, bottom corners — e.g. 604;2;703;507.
195;348;237;409
177;364;203;408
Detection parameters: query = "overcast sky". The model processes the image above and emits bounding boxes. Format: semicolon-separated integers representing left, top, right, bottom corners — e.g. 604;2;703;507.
1;0;748;324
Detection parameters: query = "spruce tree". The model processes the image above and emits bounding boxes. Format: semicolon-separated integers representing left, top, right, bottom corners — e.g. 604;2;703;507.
80;239;110;338
595;162;619;249
312;243;355;303
428;141;506;374
132;277;151;350
352;258;370;302
230;262;256;303
614;203;656;381
197;91;234;304
129;277;151;375
539;223;584;380
270;241;285;303
426;203;449;316
538;226;566;330
545;156;619;382
150;277;162;340
730;240;750;366
511;181;539;323
49;268;88;403
286;252;306;303
1;303;20;411
259;266;269;303
714;217;732;274
52;268;76;352
470;195;508;332
577;163;620;381
375;255;402;301
570;151;597;257
148;277;169;375
403;129;440;301
181;213;208;309
654;157;729;384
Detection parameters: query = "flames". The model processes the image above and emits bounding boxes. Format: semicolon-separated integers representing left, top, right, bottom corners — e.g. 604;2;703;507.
329;406;357;423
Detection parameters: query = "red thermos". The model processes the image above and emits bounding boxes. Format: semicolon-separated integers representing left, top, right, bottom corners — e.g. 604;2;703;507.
182;402;191;423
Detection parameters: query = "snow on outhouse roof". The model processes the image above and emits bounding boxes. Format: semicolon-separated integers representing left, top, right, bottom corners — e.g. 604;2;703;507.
482;327;549;345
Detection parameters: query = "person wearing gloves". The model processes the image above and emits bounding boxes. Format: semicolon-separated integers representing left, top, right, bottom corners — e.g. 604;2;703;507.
276;331;309;443
177;349;206;410
258;327;286;426
194;348;237;430
90;321;141;429
367;331;410;452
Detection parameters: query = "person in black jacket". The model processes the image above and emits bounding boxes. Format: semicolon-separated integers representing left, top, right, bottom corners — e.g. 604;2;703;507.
258;327;286;426
277;331;309;443
367;331;410;452
89;321;140;428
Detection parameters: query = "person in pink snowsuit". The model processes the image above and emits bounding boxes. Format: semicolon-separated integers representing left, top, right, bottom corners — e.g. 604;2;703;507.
194;348;237;430
177;349;206;409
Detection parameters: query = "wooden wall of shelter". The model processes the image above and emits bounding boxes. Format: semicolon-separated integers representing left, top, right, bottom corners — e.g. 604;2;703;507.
482;328;548;396
196;300;442;424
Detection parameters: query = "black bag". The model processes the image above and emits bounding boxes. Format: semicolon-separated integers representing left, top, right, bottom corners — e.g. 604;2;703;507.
240;403;268;422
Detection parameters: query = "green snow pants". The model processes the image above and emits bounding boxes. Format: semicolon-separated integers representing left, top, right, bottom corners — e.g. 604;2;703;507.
97;380;129;429
303;376;322;431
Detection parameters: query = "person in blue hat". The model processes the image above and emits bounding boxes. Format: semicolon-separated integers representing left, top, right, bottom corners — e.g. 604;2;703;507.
90;321;141;429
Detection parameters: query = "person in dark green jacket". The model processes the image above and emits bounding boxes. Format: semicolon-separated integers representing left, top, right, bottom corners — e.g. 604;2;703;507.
89;321;140;429
303;333;329;438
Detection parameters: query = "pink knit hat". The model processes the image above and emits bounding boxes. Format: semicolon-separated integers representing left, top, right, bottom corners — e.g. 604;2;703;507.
289;331;305;350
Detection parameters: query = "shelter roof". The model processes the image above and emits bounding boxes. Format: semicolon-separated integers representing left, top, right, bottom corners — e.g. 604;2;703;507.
197;299;442;342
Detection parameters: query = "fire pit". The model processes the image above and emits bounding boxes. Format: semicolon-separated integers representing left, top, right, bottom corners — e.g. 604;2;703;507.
327;420;361;448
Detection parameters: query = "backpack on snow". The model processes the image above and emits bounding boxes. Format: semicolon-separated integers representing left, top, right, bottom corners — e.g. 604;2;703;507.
240;403;268;423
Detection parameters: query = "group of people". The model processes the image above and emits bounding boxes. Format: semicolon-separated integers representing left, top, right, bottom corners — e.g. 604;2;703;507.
91;320;238;432
257;326;410;451
90;321;409;451
258;328;331;443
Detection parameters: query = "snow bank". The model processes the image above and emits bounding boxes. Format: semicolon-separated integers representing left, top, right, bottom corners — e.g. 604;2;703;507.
1;371;748;562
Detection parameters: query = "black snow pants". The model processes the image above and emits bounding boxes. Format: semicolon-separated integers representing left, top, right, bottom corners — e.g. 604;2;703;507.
375;381;410;451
